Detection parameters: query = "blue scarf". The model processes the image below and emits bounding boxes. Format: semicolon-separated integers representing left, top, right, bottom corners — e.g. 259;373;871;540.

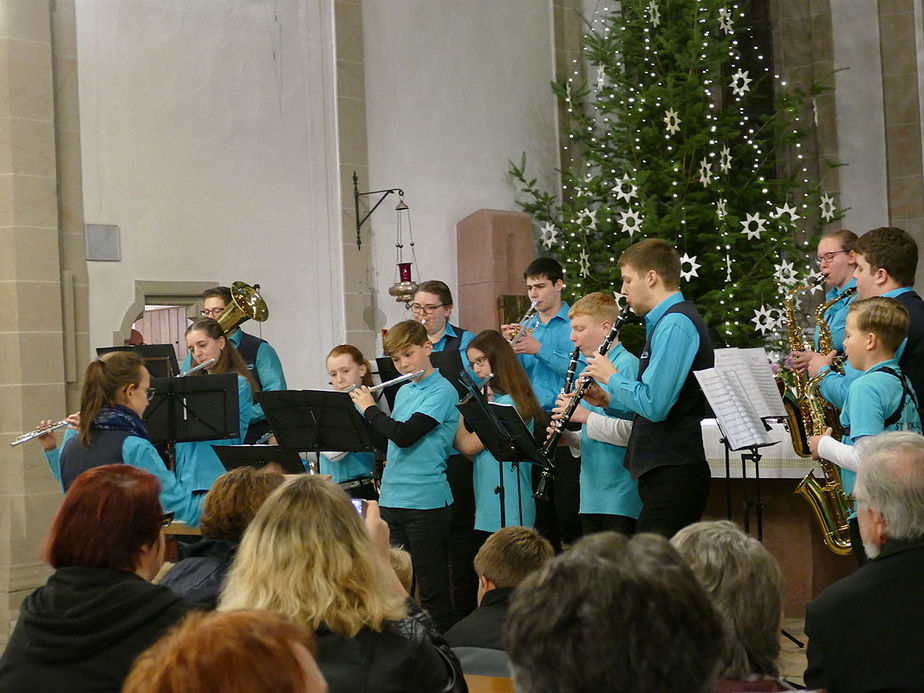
92;405;150;441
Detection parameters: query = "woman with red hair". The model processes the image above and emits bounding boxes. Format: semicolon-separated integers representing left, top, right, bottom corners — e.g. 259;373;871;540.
0;465;191;693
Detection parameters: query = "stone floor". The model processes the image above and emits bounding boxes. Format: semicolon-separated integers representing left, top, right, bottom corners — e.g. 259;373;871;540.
779;618;808;687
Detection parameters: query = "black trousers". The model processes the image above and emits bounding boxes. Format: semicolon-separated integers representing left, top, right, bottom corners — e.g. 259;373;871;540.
580;513;637;537
532;446;582;551
381;505;454;632
446;454;478;622
636;460;711;538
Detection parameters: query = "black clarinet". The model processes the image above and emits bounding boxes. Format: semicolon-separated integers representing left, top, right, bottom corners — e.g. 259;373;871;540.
562;346;581;395
534;304;631;501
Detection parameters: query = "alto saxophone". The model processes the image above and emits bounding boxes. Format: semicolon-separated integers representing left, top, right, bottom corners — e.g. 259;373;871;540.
816;287;858;374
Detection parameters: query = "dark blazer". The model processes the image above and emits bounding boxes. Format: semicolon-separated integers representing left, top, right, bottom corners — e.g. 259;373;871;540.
444;586;513;650
804;536;924;693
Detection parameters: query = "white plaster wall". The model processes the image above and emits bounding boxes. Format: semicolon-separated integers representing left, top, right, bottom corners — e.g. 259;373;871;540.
76;0;341;387
361;0;559;331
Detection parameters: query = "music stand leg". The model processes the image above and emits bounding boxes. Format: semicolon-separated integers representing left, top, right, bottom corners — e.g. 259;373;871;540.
495;460;507;528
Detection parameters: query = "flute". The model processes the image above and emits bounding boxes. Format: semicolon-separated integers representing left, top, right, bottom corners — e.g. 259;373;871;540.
178;358;215;377
10;419;72;447
344;369;425;394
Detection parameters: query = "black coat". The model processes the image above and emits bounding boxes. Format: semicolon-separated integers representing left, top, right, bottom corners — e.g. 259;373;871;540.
444;586;512;650
0;567;190;693
804;536;924;693
159;538;237;610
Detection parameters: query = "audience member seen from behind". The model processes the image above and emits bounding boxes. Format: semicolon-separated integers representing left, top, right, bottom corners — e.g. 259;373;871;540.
123;610;327;693
672;521;791;692
218;475;465;693
505;532;723;693
160;466;284;609
805;432;924;693
0;465;190;693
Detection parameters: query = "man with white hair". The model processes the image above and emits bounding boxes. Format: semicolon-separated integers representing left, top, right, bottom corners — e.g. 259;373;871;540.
804;431;924;693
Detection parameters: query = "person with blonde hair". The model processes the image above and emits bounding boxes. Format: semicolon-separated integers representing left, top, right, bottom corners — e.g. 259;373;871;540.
218;475;464;693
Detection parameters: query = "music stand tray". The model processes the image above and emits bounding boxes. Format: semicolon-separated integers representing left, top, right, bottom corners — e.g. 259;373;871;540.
97;344;179;378
257;390;377;454
213;445;305;475
430;350;469;399
458;400;545;468
144;373;239;446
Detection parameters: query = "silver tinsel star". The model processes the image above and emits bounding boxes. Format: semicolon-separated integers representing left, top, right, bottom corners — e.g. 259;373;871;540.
680;253;701;281
613;174;638;204
819;193;837;222
730;69;752;97
698;158;713;187
664;108;681;135
539;222;559;249
740;212;767;239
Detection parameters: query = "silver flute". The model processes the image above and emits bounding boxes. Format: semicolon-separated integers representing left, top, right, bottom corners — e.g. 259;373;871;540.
11;419;71;447
178;358;216;377
345;369;425;393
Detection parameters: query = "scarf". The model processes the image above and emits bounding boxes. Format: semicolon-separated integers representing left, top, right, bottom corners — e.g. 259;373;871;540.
92;404;150;441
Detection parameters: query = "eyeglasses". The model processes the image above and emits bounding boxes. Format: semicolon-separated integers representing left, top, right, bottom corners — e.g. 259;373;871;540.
145;387;157;402
160;510;175;528
200;307;225;317
410;303;446;314
815;250;849;266
471;356;489;368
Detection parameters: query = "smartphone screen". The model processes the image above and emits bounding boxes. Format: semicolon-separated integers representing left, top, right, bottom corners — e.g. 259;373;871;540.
351;498;366;516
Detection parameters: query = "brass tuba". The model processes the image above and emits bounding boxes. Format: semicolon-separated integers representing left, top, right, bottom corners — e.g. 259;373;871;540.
217;281;269;333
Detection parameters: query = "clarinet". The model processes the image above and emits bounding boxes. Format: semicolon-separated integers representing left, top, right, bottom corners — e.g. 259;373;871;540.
562;346;581;395
534;304;631;501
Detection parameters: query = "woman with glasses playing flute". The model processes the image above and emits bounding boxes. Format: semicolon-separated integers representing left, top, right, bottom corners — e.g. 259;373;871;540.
37;350;203;526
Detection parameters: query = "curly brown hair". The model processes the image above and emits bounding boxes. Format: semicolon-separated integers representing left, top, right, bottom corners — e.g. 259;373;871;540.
199;467;285;542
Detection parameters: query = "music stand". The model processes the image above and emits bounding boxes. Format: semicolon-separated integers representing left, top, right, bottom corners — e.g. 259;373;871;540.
374;358;403;410
97;344;180;378
430;350;469;399
144;373;240;446
257;390;377;454
213;445;306;475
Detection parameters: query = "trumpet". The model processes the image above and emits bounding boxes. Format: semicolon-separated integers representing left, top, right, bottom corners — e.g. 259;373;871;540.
10;419;72;447
508;301;538;347
345;369;425;394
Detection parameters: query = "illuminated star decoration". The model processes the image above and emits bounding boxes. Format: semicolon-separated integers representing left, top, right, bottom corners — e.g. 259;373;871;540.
596;65;607;91
614;174;638;204
730;69;752;97
576;207;597;230
698;158;713;187
752;304;776;335
680;253;701;281
773;202;800;223
579;249;591;277
648;0;661;27
774;259;799;287
664;108;681;135
718;144;732;173
618;208;643;237
740;211;767;239
819;193;837;222
539;222;559;249
716;197;728;220
718;7;734;35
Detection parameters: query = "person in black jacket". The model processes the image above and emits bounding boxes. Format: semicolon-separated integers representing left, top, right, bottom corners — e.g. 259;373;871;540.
160;466;284;608
0;465;190;693
219;475;466;693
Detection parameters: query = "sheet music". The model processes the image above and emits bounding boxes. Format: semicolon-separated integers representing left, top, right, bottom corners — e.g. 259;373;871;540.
712;347;788;419
694;368;777;451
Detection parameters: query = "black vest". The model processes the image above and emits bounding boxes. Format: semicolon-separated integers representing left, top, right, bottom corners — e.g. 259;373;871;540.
235;330;266;390
624;301;714;480
441;324;470;352
895;291;924;422
60;430;131;491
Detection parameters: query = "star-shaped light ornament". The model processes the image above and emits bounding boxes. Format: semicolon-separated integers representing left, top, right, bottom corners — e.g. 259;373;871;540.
718;6;734;35
613;174;639;204
752;304;776;335
718;145;732;173
730;69;752;97
579;249;591;278
716;198;728;220
773;202;800;223
618;208;643;237
774;259;800;287
596;65;607;91
819;193;837;222
648;0;661;27
539;222;559;249
740;212;767;239
680;253;701;282
698;158;713;187
664;108;681;135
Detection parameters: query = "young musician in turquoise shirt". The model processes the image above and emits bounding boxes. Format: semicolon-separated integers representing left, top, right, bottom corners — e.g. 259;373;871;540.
349;320;460;632
454;330;544;536
174;319;254;493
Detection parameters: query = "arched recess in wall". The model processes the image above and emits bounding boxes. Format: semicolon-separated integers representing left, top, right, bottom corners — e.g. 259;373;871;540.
113;280;218;350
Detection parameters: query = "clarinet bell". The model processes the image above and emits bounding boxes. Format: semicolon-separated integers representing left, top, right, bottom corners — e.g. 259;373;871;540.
533;465;553;502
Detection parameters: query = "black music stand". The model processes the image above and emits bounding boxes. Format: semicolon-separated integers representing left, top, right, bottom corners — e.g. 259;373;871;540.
257;390;377;455
430;350;469;399
143;373;240;446
97;344;179;378
213;445;306;475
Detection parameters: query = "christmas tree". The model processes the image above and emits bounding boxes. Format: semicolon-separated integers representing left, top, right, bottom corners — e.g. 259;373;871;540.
510;0;840;352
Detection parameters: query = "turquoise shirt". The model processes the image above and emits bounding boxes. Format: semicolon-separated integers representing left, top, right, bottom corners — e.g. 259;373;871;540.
579;344;642;517
174;374;253;492
430;323;475;356
813;278;857;352
472;394;536;532
518;302;574;411
46;428;202;526
319;451;374;482
378;370;460;510
605;292;700;422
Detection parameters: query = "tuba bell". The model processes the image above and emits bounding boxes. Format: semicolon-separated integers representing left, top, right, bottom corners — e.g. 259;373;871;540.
217;281;269;333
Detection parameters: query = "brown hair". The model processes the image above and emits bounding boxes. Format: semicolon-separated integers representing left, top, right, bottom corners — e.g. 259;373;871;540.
854;226;919;287
382;319;429;355
821;228;859;252
327;344;374;388
185;318;258;392
199;467;285;542
473;526;554;588
849;296;911;354
203;286;233;305
123;610;321;693
569;292;622;323
618;238;681;289
78;351;147;448
468;330;544;428
414;280;454;307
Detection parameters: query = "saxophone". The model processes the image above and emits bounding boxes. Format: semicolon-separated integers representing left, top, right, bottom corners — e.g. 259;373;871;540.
816;287;858;374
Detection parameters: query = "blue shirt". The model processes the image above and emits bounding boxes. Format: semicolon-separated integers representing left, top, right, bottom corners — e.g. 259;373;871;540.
45;428;202;526
430;323;475;355
604;292;700;422
579;344;642;517
472;394;536;532
813;278;857;352
319;451;375;482
379;370;460;510
174;374;253;492
519;302;574;411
